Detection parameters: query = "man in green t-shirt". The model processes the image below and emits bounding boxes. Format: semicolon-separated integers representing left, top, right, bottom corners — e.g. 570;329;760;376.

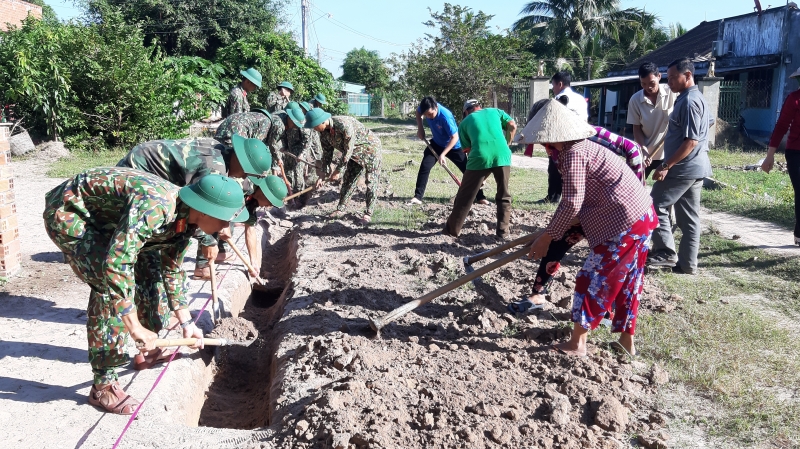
444;99;517;239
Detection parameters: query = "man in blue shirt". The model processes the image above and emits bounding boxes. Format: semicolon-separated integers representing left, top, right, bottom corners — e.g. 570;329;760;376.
412;96;487;205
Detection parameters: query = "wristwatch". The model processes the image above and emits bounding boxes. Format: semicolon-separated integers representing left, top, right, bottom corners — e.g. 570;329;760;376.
660;162;670;170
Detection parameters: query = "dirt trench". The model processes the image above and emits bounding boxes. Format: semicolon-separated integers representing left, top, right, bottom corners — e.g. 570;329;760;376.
198;229;300;430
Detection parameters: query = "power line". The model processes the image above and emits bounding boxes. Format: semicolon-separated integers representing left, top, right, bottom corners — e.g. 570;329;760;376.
307;5;411;47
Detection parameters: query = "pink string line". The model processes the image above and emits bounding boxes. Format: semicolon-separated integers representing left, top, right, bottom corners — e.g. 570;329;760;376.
111;235;243;449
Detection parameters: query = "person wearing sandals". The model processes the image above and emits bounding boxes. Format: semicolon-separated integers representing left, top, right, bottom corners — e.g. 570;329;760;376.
512;99;646;313
117;135;287;281
762;67;800;246
523;100;657;357
43;170;250;414
306;108;383;224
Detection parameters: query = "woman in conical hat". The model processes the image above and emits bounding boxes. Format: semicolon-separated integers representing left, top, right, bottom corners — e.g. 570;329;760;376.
524;100;657;357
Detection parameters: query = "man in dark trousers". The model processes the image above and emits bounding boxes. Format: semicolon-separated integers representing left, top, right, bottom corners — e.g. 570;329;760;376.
411;96;487;205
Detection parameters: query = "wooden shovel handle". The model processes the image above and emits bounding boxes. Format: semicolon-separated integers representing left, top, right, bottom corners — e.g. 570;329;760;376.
224;241;264;285
284;186;314;202
424;138;461;187
465;231;542;265
152;338;225;347
371;246;530;331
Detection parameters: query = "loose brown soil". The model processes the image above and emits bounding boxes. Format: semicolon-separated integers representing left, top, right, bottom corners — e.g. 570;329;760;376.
215;191;678;449
208;316;259;342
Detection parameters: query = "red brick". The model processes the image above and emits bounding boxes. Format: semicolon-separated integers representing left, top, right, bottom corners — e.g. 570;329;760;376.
0;141;8;152
0;151;8;166
0;166;13;179
0;228;19;245
0;178;14;193
0;215;17;232
0;203;15;218
0;1;43;32
0;239;20;257
0;191;14;205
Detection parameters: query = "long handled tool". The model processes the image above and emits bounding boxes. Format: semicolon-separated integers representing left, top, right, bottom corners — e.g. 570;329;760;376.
224;240;283;306
423;138;462;187
463;231;541;275
209;262;221;324
281;151;322;169
146;337;257;348
284;186;314;202
369;246;530;332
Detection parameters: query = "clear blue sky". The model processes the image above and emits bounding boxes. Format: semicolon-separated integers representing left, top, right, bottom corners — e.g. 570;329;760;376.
46;0;761;77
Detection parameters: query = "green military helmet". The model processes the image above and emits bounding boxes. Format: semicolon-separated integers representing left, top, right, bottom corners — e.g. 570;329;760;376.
284;105;306;128
240;67;262;88
179;174;250;223
304;108;331;129
312;93;328;105
231;134;272;177
299;101;313;113
253;174;288;208
277;81;294;92
251;107;270;117
286;101;302;111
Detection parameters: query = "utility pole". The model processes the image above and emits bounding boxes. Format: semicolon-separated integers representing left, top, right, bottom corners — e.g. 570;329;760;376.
301;0;309;56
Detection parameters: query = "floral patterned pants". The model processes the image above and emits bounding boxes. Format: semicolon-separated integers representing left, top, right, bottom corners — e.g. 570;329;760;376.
572;206;657;335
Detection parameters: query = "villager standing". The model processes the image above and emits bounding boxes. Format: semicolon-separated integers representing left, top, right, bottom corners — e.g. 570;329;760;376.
222;68;261;118
266;81;294;113
536;71;588;204
43;169;248;414
410;96;487;205
524;100;657;357
444;99;516;239
648;58;713;274
307;109;383;224
627;62;677;179
762;66;800;246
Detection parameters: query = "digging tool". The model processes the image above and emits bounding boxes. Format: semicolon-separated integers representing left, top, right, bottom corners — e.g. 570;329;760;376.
143;337;257;348
423;138;461;187
224;241;280;305
280;151;322;169
370;246;530;333
209;262;221;324
463;231;542;276
283;186;314;202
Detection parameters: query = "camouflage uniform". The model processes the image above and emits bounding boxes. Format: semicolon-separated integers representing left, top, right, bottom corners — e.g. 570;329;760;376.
116;138;257;269
265;112;288;173
222;83;250;118
266;91;289;113
319;116;383;215
283;127;323;196
43;168;195;384
214;112;272;147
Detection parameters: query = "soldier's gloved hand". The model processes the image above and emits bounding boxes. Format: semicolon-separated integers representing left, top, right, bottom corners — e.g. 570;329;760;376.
218;227;232;242
183;322;204;349
201;244;218;263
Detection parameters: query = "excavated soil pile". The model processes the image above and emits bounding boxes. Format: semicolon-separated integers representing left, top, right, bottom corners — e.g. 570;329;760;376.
199;230;300;430
254;199;675;449
208;316;259;341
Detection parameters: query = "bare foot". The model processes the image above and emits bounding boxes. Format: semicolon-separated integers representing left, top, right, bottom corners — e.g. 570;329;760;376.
551;342;587;357
615;334;636;357
527;293;547;305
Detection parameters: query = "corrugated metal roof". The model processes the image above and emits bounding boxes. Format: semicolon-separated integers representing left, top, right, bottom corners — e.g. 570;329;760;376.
339;82;366;94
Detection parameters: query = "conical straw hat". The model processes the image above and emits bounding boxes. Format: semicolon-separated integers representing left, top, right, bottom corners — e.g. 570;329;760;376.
790;66;800;78
520;99;596;144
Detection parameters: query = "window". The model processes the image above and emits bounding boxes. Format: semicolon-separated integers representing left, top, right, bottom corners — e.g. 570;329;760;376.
744;69;773;109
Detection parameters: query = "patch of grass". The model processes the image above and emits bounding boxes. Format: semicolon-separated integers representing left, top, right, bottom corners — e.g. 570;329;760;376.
47;149;127;178
361;117;416;130
702;149;795;230
370;206;428;230
637;232;800;446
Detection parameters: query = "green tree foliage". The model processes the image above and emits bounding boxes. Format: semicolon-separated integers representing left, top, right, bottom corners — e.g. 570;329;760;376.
0;16;227;149
23;0;58;23
669;22;688;40
393;4;529;116
217;31;347;114
340;47;390;91
83;0;285;58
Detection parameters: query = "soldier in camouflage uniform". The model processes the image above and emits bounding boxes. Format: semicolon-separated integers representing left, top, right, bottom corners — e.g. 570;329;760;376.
266;81;294;113
43;168;247;414
222;68;262;118
265;105;308;195
214;110;272;147
306;109;383;223
117;136;286;280
280;102;322;208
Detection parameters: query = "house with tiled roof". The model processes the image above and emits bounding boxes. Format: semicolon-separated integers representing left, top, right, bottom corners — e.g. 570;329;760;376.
573;4;800;145
0;0;41;32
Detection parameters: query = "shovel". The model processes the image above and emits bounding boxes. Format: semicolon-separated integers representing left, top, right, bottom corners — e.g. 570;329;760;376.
224;241;282;305
281;150;322;170
370;246;531;333
209;261;221;325
284;186;314;202
423;138;461;187
463;231;541;277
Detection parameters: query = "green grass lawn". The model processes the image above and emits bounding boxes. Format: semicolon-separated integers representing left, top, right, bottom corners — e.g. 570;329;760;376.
46;149;128;178
703;149;795;230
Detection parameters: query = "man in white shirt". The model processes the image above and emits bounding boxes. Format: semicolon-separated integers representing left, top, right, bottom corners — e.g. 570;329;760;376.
536;71;588;204
627;62;677;178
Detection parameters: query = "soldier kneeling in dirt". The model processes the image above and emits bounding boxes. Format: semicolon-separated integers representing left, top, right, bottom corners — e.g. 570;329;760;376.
305;108;383;224
43;169;249;414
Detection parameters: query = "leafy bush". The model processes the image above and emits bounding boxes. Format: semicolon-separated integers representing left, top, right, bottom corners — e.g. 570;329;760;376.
216;31;348;115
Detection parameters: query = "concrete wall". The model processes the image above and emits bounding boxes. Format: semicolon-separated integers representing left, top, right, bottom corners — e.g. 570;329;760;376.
0;0;42;31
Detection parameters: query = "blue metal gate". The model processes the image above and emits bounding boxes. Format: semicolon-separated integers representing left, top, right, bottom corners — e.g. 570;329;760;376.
346;93;371;117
